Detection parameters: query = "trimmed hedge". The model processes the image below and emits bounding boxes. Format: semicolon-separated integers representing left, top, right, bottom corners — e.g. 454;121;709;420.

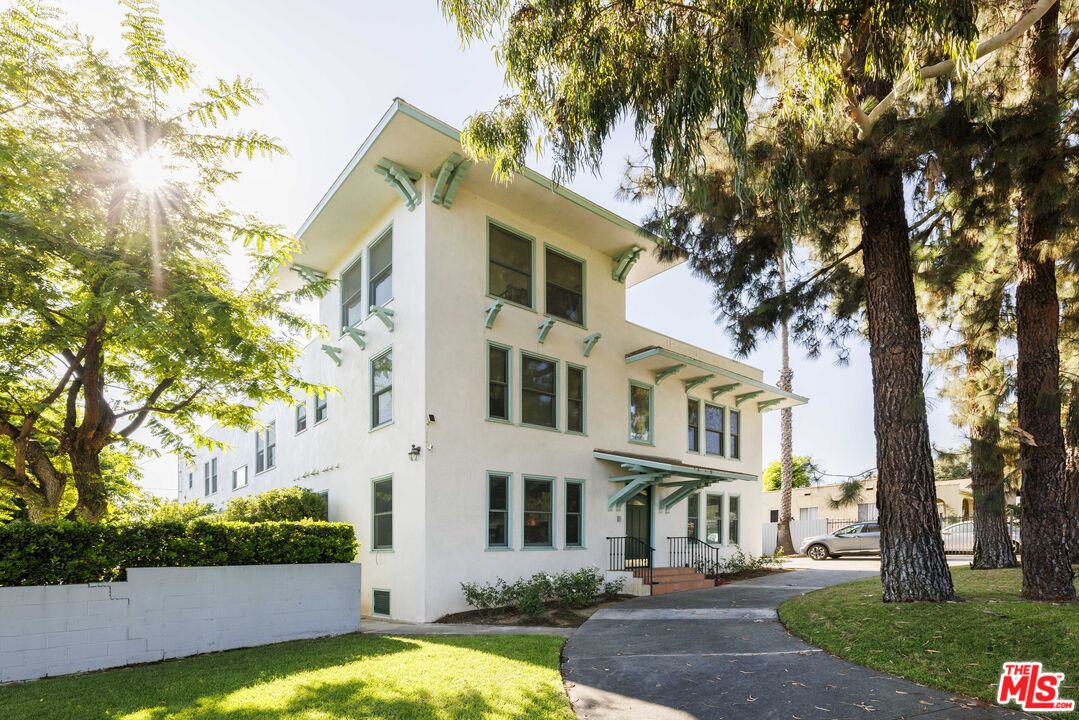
0;519;358;586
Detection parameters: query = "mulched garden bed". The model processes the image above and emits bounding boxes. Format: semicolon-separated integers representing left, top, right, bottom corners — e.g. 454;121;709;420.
436;596;634;628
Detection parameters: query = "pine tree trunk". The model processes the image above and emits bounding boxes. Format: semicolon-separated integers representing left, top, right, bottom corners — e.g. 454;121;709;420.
1063;381;1079;564
1015;1;1075;601
858;118;955;602
776;257;797;556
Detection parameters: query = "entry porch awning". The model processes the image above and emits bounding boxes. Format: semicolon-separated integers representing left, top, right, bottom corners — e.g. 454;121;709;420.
595;450;756;512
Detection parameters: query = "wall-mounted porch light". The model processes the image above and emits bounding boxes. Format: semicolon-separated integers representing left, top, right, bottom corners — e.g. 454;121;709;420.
408;444;422;462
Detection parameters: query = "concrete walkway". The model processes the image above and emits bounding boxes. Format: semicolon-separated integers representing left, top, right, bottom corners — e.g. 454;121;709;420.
562;568;1031;720
360;618;574;637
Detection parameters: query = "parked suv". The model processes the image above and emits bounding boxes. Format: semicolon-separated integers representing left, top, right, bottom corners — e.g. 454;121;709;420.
801;522;881;560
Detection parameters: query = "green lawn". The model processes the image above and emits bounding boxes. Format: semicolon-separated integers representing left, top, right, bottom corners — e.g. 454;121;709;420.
0;633;575;720
780;567;1079;718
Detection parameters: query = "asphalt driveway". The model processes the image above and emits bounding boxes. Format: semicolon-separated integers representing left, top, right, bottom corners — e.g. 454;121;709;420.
562;567;1031;720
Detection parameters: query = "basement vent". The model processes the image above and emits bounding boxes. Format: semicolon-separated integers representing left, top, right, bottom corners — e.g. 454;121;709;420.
373;589;391;617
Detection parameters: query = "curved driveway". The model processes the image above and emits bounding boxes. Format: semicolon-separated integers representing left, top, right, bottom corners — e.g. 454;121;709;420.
562;567;1031;720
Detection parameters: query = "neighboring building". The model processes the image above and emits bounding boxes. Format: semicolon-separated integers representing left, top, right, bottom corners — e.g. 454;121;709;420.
178;100;807;622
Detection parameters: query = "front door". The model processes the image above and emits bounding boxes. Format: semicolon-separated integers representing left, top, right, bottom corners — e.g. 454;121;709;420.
625;487;652;565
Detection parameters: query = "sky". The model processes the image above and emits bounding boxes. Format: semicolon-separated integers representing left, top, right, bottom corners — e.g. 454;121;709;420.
54;0;965;496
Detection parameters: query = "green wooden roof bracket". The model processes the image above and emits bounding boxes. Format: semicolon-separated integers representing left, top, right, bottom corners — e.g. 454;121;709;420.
375;158;422;210
654;364;685;384
537;318;555;343
735;390;764;406
484;299;504;329
370;305;395;332
710;383;740;400
583;332;602;357
758;398;784;413
321;344;343;367
291;264;326;283
683;374;714;393
607;471;668;483
607;475;663;510
612;245;643;283
343;326;367;350
430;152;471;208
659;482;708;513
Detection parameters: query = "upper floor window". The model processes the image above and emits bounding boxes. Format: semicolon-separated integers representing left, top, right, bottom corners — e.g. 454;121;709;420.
488;344;510;421
489;223;533;308
369;230;393;307
295;403;307;434
521;353;557;428
371;350;393;428
255;422;276;473
314;391;328;423
704;404;725;456
204;458;217;496
187;472;193;489
567;365;585;433
687;399;700;452
628;382;653;444
545;247;584;325
729;410;741;459
340;257;363;329
232;465;248;490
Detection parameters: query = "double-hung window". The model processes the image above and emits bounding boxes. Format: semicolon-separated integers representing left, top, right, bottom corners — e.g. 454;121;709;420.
487;473;510;548
340;257;363;329
204;458;217;496
545;247;584;325
369;230;393;308
488;223;533;307
729;410;741;459
371;350;393;428
687;399;700;452
705;494;723;543
255;422;276;473
628;382;652;444
488;345;510;421
565;480;583;547
521;353;557;428
704;404;725;456
523;477;553;547
314;392;328;423
295;403;307;433
728;496;740;544
373;477;393;550
232;465;248;490
687;492;699;539
567;365;585;433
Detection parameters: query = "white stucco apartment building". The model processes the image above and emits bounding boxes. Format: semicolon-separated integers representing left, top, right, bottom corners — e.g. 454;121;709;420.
178;100;807;623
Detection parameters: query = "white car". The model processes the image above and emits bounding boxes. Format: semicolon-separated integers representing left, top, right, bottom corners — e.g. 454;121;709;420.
941;520;1021;554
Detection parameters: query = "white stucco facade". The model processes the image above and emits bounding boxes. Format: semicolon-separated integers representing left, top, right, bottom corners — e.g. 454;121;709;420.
178;101;807;622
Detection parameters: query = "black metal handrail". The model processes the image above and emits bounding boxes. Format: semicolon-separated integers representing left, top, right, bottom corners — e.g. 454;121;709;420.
667;536;724;574
606;536;654;587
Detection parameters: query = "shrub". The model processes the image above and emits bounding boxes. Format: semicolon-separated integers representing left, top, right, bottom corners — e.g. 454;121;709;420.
460;567;606;613
221;487;328;522
697;549;784;579
552;567;603;609
602;577;626;599
0;519;357;586
515;583;546;618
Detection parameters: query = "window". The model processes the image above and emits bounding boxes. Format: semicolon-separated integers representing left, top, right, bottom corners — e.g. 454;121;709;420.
314;392;328;423
488;223;532;307
204;458;217;496
728;495;740;544
545;247;584;324
372;589;390;616
687;493;699;539
488;473;510;548
523;477;553;547
255;422;276;473
858;502;878;522
565;480;583;547
316;490;329;520
705;494;723;543
371;350;393;428
521;353;557;428
704;404;725;456
373;477;393;550
232;465;248;490
628;382;652;444
340;257;363;329
295;403;307;434
369;230;393;308
488;345;510;421
729;410;741;459
687;399;700;452
187;472;192;489
567;365;585;433
799;506;819;523
769;509;779;523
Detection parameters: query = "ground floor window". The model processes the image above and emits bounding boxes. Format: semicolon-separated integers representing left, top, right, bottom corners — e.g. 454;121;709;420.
523;477;553;547
373;476;393;550
488;473;510;548
705;494;723;543
687;492;699;538
564;480;583;547
799;506;819;523
728;495;740;544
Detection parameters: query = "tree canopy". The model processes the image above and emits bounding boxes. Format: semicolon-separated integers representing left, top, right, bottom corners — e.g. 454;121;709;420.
762;455;820;492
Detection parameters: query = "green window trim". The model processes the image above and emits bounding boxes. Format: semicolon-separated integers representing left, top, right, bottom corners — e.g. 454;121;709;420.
340;255;364;330
687;491;700;539
520;350;559;431
704;402;725;457
628;381;654;445
487;342;512;423
543;244;587;327
487;218;535;311
371;348;393;429
729;409;742;460
687;397;701;453
522;475;555;548
487;471;513;550
564;479;585;548
566;364;586;434
368;228;393;309
372;475;393;551
704;492;724;545
728;494;741;545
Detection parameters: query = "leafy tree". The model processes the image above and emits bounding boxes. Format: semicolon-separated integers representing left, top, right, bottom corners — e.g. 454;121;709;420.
112;495;217;523
0;1;329;521
762;456;819;493
221;487;328;523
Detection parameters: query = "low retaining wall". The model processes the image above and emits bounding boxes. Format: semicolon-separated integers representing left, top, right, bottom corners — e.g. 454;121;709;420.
0;563;361;683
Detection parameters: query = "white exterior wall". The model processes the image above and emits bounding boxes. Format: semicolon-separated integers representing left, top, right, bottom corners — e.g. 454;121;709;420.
0;564;360;683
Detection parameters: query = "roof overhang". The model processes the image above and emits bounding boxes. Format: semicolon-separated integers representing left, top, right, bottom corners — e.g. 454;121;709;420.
594;450;756;511
280;99;677;289
625;347;809;411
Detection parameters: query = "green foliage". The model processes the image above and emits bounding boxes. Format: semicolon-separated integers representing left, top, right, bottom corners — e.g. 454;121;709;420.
0;519;357;586
602;577;626;599
826;478;866;510
697;549;784;579
221;487;328;523
934;448;973;483
762;455;819;492
460;567;607;615
115;496;217;523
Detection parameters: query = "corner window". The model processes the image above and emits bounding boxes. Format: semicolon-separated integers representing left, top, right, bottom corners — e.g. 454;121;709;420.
687;492;699;539
488;223;533;307
565;480;583;547
369;230;393;308
371;350;393;428
628;382;652;444
373;477;393;550
255;421;276;473
728;496;740;544
488;473;510;548
523;477;553;547
314;392;328;423
545;247;584;325
567;365;585;433
295;403;307;434
488;345;510;421
232;465;248;490
521;353;557;428
340;257;363;329
705;494;723;543
687;399;700;452
705;404;725;456
729;410;741;459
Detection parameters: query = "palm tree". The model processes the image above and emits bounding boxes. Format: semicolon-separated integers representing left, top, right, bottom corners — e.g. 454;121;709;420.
775;255;797;556
827;477;866;512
